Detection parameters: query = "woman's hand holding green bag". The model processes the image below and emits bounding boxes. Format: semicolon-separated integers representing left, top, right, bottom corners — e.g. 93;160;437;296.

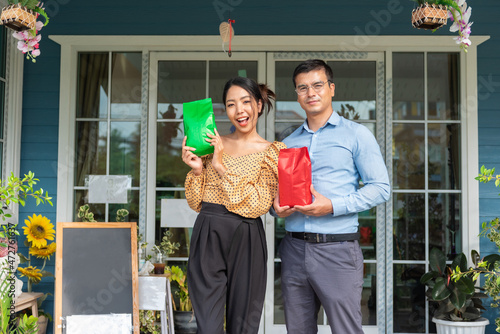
183;98;218;157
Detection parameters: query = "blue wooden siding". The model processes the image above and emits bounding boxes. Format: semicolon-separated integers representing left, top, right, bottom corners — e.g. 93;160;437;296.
14;0;500;333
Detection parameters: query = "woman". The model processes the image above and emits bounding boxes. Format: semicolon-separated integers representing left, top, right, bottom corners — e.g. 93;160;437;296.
182;77;285;334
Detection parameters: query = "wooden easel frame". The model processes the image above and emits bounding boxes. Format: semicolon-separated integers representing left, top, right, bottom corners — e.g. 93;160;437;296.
54;222;139;334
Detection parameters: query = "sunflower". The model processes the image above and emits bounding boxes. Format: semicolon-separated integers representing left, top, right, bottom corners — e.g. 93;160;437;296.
22;214;55;248
29;242;56;260
18;266;42;283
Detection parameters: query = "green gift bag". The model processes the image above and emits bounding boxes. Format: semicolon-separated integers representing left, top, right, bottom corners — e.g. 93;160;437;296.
183;98;217;156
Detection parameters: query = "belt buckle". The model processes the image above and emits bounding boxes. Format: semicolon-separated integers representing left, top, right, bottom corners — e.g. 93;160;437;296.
316;234;320;243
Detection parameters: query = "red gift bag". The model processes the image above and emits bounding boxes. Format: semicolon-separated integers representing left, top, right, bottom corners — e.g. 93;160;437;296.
278;147;312;207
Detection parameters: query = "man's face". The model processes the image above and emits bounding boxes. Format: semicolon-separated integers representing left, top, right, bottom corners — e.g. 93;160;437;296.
295;69;335;117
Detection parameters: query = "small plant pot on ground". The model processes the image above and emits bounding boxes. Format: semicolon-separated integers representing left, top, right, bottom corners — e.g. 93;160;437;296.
173;310;197;334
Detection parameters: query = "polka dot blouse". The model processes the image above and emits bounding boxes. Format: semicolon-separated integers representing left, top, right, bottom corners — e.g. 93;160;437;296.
185;141;286;218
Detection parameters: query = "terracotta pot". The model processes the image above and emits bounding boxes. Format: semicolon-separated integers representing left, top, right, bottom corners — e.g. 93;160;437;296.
0;4;36;31
411;3;448;30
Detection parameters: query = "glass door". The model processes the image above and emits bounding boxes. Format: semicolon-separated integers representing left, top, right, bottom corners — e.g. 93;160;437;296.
264;52;386;334
146;51;267;277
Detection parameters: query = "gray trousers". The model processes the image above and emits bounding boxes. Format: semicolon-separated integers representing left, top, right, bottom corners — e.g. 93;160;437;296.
279;234;364;334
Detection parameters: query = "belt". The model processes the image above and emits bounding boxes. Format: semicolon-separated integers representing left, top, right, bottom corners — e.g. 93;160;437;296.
286;231;360;243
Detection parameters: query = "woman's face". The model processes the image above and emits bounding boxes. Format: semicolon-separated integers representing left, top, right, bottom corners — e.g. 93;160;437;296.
224;85;262;134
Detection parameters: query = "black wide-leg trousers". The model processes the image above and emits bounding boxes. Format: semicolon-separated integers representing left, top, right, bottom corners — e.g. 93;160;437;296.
187;202;268;334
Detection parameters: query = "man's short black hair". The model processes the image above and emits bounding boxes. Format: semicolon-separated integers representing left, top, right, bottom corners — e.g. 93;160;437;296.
293;59;334;87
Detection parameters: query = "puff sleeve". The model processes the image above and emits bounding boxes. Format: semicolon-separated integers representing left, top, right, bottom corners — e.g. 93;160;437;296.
185;155;210;213
220;141;286;218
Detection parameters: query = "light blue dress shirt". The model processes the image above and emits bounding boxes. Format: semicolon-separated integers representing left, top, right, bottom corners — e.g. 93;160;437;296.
280;111;390;234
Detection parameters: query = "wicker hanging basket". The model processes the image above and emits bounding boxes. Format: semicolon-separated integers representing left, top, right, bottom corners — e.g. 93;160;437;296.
411;2;448;30
0;4;36;31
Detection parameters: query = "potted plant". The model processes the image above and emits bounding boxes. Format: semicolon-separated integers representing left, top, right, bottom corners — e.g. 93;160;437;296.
420;247;489;333
168;265;196;334
0;0;50;62
450;166;500;333
411;0;472;52
0;0;48;31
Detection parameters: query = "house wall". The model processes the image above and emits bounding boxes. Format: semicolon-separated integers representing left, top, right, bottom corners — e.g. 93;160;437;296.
14;0;500;333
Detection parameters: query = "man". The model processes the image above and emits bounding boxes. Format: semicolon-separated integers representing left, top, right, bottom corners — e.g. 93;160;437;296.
273;59;390;333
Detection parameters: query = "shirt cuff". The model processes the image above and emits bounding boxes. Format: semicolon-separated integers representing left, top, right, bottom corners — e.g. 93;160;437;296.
331;196;347;217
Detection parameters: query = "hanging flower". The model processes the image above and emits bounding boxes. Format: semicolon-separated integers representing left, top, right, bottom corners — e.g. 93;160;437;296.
18;266;43;283
29;242;56;260
448;0;473;52
22;214;55;248
12;20;44;63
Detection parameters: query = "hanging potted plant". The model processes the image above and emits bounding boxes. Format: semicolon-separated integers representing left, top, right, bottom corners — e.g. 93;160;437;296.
420;248;489;334
1;0;49;63
0;0;48;32
411;0;473;52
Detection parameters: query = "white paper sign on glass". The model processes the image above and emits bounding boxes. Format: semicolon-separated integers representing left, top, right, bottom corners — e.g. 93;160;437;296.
88;175;131;204
161;199;197;228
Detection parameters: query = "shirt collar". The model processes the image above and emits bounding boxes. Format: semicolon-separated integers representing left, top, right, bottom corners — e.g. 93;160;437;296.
300;111;340;133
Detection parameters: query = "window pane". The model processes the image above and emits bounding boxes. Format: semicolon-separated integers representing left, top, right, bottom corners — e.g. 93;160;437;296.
275;122;302;142
428;123;461;190
393;193;425;261
0;81;4;139
359;208;376;260
77;53;109;119
156;190;187;249
0;143;3;177
362;263;377;325
110;191;139;222
73;190;139;223
74;190;105;222
75;121;107;186
209;61;258;134
330;61;376;121
157;61;206;119
393;264;426;333
111;52;142;119
156;122;188;188
209;61;257;105
393;53;424;121
428;53;460;120
110;122;141;187
393;123;425;189
429;193;462;257
0;27;6;79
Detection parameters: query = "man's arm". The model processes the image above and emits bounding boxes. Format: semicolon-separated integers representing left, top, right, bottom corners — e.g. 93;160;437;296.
330;126;390;217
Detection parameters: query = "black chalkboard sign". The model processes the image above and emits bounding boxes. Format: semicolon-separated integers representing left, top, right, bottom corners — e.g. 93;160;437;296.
55;223;139;334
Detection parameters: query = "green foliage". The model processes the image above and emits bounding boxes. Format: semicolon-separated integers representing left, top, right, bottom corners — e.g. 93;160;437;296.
139;310;160;334
158;230;180;256
168;266;192;312
0;172;53;221
449;166;500;331
420;248;486;321
0;267;39;334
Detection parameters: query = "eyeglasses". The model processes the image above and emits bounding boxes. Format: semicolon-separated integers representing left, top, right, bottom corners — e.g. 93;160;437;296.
295;81;331;96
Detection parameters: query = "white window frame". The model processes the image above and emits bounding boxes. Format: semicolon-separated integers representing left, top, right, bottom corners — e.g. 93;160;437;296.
50;35;488;334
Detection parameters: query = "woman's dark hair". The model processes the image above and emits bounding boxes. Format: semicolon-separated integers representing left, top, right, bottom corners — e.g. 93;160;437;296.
292;59;334;87
222;77;276;116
